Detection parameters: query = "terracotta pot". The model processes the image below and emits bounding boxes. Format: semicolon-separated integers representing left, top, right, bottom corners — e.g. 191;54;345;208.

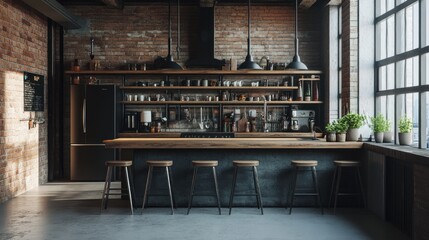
398;132;412;145
336;133;346;142
346;128;359;141
326;133;336;142
383;131;393;143
374;132;384;143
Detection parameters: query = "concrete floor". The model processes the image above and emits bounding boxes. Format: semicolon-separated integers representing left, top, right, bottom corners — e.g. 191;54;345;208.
0;182;408;240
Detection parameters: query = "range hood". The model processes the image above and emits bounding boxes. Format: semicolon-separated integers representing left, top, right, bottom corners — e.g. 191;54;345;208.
186;4;225;69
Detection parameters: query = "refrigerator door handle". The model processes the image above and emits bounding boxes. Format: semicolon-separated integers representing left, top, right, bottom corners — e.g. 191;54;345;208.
83;98;87;133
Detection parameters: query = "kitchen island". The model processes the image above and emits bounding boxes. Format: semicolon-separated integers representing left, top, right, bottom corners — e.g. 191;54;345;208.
104;138;364;208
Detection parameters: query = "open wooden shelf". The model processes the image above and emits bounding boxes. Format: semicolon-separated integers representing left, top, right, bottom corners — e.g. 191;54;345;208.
120;100;323;105
120;86;298;90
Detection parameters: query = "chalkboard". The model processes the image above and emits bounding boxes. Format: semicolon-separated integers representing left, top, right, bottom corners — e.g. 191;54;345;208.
24;72;44;111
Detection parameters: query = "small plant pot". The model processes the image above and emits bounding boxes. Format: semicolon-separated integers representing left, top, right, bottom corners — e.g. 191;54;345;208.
374;132;384;143
346;128;359;141
326;133;336;142
383;131;393;143
336;133;346;142
398;132;412;145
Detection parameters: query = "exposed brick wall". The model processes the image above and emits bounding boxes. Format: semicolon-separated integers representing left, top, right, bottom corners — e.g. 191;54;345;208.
0;0;48;203
341;0;358;114
63;4;322;70
414;164;429;240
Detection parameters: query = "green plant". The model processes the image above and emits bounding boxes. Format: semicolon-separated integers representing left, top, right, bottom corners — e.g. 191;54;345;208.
325;122;336;133
384;119;392;132
342;112;366;129
370;113;387;133
399;116;413;133
334;119;348;134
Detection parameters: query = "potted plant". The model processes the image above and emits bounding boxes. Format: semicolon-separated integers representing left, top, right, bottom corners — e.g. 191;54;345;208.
370;113;387;143
383;119;393;143
325;122;336;142
342;112;366;141
334;119;348;142
398;116;413;145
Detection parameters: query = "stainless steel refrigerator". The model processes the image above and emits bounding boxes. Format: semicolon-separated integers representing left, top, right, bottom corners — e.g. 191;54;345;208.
70;85;118;181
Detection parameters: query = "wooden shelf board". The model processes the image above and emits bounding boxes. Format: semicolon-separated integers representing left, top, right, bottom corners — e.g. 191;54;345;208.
120;86;298;90
65;69;323;75
120;100;323;105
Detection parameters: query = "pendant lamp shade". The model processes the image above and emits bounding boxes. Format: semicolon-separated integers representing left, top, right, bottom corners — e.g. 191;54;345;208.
286;0;307;70
155;0;183;70
238;0;262;70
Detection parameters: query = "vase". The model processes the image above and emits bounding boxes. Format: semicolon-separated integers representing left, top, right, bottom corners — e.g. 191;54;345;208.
326;133;336;142
336;133;346;142
346;128;359;141
374;132;384;143
383;131;393;143
398;132;412;145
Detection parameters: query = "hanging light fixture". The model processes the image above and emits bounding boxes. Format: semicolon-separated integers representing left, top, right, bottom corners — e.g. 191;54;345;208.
238;0;262;70
155;0;183;70
286;0;308;70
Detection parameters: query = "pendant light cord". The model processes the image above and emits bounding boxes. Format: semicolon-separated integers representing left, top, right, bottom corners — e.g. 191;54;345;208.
177;0;181;60
294;0;299;56
168;0;172;57
247;0;251;56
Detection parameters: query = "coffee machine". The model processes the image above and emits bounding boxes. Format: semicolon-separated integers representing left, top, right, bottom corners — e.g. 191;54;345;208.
290;110;315;132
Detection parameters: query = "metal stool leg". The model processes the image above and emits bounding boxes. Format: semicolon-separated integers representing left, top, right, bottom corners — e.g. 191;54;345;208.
312;166;323;215
288;166;298;214
212;166;222;215
228;166;238;215
124;166;134;215
356;167;366;208
253;166;264;215
168;166;176;209
328;166;338;208
252;167;261;209
104;166;113;210
141;166;153;213
165;166;174;215
333;167;342;214
187;167;198;215
100;166;112;213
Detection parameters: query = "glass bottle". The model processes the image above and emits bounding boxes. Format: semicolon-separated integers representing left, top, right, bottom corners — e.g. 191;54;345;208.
296;81;303;101
313;82;319;101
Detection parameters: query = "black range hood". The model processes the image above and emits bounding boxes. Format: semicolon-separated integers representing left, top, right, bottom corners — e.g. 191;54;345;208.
186;5;225;69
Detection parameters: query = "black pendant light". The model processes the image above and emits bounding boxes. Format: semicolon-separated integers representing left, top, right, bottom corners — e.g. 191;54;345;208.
286;0;308;70
238;0;262;70
155;0;183;70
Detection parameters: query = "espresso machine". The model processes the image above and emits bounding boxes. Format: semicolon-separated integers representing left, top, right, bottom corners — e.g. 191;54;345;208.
290;110;315;132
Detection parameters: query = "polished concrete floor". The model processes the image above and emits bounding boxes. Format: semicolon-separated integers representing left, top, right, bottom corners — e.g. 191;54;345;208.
0;182;408;240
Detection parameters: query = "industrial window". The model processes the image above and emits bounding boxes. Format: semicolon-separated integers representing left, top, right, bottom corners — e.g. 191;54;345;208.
375;0;429;149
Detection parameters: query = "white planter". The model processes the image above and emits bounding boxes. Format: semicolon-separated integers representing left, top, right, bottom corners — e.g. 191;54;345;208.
326;133;336;142
374;132;384;143
346;128;359;141
398;132;412;145
383;131;393;143
336;133;346;142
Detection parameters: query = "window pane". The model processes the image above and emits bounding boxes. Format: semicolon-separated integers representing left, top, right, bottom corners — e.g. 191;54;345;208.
387;16;395;58
423;0;429;47
396;60;405;88
379;66;387;91
376;20;387;60
397;93;419;147
386;95;395;133
386;63;395;90
396;0;406;5
405;56;419;87
386;0;395;13
405;3;419;52
423;53;429;85
396;9;405;54
424;92;429;149
376;0;386;17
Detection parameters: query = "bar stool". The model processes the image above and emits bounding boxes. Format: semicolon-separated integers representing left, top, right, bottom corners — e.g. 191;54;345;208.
100;160;134;214
329;160;366;214
228;160;263;215
187;160;221;215
287;160;323;214
142;160;176;215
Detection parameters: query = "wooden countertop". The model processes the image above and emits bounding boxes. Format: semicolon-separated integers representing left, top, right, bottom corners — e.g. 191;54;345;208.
103;138;364;149
118;132;325;138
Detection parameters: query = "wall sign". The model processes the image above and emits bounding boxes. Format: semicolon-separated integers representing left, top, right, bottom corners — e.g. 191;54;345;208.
24;72;44;111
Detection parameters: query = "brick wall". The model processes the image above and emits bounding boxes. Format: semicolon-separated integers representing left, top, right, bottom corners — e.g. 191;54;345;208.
0;0;48;203
341;0;359;114
63;4;322;70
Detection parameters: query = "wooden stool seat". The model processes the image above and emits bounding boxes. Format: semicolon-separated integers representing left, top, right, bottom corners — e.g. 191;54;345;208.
146;160;173;167
192;160;219;167
291;160;318;167
333;160;360;167
232;160;259;167
105;160;132;167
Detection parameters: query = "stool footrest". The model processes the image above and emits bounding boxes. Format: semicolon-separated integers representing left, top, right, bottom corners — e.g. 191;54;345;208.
293;193;319;196
233;193;259;196
104;193;129;196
